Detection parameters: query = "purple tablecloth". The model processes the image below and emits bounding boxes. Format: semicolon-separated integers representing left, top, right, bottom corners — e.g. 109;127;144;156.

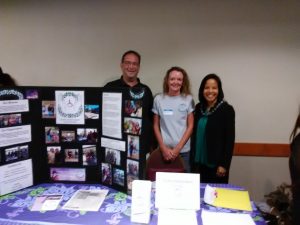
0;183;266;225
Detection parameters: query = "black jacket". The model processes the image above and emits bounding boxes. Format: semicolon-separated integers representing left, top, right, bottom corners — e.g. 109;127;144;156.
290;134;300;225
191;101;235;170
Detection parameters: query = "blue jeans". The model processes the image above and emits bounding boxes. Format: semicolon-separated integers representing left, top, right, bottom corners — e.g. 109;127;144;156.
180;151;190;173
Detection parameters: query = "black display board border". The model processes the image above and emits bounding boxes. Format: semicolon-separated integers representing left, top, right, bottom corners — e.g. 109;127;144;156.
0;86;151;194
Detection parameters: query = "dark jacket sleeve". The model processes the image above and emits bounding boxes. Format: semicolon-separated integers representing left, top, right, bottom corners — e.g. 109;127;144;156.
290;134;300;186
219;104;235;170
204;103;235;170
290;134;300;224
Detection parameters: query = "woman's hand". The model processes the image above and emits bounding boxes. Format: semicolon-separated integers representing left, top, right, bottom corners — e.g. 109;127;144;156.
169;147;181;161
216;166;227;177
160;146;173;161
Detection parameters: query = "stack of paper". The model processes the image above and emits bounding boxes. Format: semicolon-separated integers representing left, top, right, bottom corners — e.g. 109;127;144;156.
31;195;62;211
62;189;109;211
204;185;252;211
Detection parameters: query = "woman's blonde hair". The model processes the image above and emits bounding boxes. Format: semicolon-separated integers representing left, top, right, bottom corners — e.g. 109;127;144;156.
163;66;191;96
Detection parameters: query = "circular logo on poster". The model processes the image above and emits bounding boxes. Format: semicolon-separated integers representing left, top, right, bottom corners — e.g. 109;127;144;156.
0;89;24;100
57;92;83;118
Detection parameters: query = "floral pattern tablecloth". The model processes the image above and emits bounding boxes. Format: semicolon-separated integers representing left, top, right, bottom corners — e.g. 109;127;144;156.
0;183;266;225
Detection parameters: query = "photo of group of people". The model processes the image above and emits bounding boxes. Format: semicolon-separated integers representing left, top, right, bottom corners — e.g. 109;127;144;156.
64;149;79;162
47;146;62;164
101;163;112;185
124;117;142;135
127;159;139;177
0;113;22;127
5;145;29;162
124;100;142;118
77;128;98;143
45;127;60;144
105;148;121;166
126;159;139;193
101;163;125;187
82;145;97;166
113;168;125;186
47;145;97;166
61;130;76;142
127;135;139;160
42;101;55;119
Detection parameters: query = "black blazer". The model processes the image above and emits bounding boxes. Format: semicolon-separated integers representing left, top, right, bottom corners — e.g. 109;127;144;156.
191;101;235;170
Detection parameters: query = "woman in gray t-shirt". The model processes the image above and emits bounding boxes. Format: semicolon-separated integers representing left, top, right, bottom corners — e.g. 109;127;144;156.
152;66;194;172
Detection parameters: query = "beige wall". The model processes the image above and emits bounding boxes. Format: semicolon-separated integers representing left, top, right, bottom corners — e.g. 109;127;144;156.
1;0;299;201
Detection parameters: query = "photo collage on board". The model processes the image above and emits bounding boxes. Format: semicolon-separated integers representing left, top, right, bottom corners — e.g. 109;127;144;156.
124;99;142;194
1;87;146;194
0;88;38;166
42;90;100;183
100;92;144;194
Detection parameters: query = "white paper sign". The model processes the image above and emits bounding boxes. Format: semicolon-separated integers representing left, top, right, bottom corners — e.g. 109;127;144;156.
0;125;31;147
0;159;33;195
201;210;255;225
101;137;125;152
0;99;29;114
131;180;152;224
155;172;200;210
102;92;122;139
158;208;198;225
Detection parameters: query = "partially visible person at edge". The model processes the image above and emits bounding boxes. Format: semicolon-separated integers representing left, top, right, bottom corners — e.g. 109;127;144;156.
152;66;194;172
191;73;235;183
289;110;300;225
104;50;154;163
0;67;17;86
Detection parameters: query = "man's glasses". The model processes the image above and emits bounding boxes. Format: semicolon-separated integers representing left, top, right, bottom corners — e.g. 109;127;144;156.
123;61;139;67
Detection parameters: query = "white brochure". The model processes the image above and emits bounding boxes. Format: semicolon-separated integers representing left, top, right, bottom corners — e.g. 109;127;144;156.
62;189;109;211
131;180;152;224
155;172;200;210
31;195;63;211
203;184;216;205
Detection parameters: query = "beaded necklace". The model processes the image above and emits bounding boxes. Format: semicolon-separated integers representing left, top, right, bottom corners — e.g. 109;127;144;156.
129;89;145;100
200;100;224;116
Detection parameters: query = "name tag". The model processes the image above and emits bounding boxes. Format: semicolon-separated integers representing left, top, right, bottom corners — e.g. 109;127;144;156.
163;109;173;115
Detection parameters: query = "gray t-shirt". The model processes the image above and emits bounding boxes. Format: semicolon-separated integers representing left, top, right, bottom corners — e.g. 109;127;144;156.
152;94;194;153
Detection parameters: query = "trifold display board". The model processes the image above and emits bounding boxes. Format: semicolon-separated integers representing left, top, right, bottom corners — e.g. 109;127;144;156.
0;86;152;195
